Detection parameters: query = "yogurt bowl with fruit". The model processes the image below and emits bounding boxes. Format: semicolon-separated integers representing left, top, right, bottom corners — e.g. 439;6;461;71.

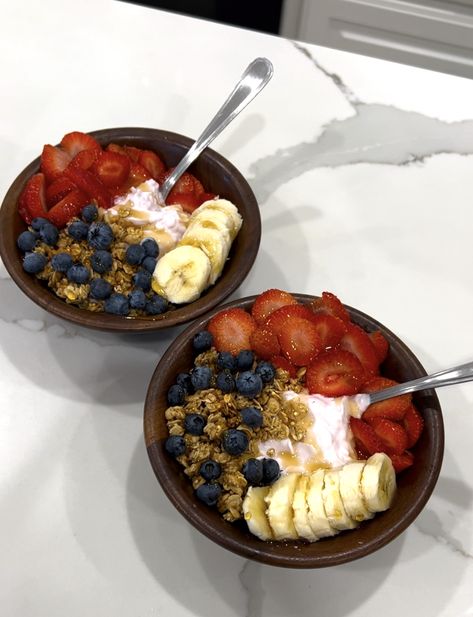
0;127;260;332
144;290;444;568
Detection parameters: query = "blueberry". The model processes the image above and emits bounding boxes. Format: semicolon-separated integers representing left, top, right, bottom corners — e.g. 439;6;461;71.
17;230;38;252
255;361;276;384
51;252;73;273
262;458;280;485
217;351;236;372
132;269;151;291
104;292;130;316
146;293;168;315
81;204;98;223
22;252;47;274
190;366;212;391
129;288;147;310
242;458;264;486
67;221;89;241
192;330;213;354
236;350;254;371
142;237;159;258
195;482;222;507
31;217;49;231
240;406;263;428
184;413;206;436
216;370;235;394
67;264;90;284
87;222;114;250
199;460;222;481
164;435;186;457
125;243;145;266
167;384;186;406
39;223;59;246
90;250;113;274
176;372;193;394
235;371;263;398
142;255;157;273
222;429;248;456
89;278;113;300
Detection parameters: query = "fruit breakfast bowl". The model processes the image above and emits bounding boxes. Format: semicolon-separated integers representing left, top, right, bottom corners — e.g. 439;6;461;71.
144;291;444;568
0;128;260;332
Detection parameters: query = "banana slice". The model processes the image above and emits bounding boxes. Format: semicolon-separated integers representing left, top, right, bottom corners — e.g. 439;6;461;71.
193;199;242;239
292;475;318;541
152;244;211;304
361;453;397;513
322;469;358;531
306;469;338;538
242;486;273;541
187;208;235;241
179;225;230;285
265;473;300;540
339;461;374;523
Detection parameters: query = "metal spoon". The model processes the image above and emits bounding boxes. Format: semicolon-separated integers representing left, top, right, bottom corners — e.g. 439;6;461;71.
158;57;273;203
366;360;473;404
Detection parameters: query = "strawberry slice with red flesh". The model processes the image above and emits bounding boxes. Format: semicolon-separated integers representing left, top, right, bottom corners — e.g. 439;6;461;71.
309;313;348;350
64;166;112;210
251;289;298;325
67;148;100;171
350;417;388;456
367;417;409;455
270;355;297;378
207;308;257;355
279;317;322;366
40;144;72;182
93;151;131;188
310;291;351;323
167;192;200;213
249;326;281;360
198;192;217;204
46;189;89;227
402;404;424;448
340;323;380;375
389;450;414;473
306;349;364;396
362;376;411;421
369;330;389;363
265;304;316;337
139;150;166;179
45;176;77;207
18;173;48;224
60;131;101;158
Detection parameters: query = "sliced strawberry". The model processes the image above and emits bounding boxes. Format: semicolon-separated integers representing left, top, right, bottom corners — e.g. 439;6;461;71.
340;323;379;375
64;166;112;210
265;304;316;337
367;417;408;455
369;330;389;363
309;313;348;349
17;173;48;224
207;308;257;355
139;150;166;179
389;450;414;473
93;151;131;188
350;417;388;456
279;317;322;366
45;176;77;207
60;131;101;158
124;145;143;162
167;192;200;213
198;192;217;204
193;176;205;197
251;289;298;325
46;189;89;227
40;144;72;182
362;376;411;421
68;148;100;171
402;404;424;448
270;355;297;379
306;349;364;397
249;326;281;360
310;291;350;323
129;162;152;185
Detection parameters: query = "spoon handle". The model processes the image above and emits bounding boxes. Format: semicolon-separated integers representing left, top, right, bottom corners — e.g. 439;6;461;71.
159;57;273;202
367;361;473;404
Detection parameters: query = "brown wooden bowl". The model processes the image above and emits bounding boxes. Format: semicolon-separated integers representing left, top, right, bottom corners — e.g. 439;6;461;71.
144;294;444;568
0;128;260;332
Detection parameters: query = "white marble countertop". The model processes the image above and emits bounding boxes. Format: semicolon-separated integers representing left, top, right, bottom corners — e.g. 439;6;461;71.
2;1;473;615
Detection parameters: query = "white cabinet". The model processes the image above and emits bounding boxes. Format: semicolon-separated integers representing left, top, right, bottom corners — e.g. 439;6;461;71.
281;0;473;79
